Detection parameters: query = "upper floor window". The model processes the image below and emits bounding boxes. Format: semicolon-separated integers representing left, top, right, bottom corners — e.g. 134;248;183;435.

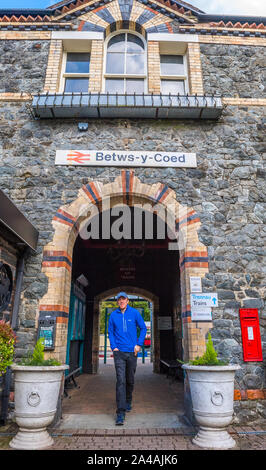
104;32;146;94
63;52;90;93
59;37;189;96
160;54;187;95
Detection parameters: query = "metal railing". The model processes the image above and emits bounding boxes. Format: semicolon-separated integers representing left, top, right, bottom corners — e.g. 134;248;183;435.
33;92;222;109
31;92;223;119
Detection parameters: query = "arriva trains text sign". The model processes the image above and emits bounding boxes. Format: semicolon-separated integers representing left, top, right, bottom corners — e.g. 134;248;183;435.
55;150;197;168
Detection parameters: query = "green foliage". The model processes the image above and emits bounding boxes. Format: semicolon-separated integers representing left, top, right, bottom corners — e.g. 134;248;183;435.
32;336;45;363
0;320;16;376
189;333;228;366
131;301;150;322
19;338;61;366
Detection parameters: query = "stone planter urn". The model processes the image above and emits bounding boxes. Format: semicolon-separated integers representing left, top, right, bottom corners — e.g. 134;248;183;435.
9;364;69;450
182;364;241;449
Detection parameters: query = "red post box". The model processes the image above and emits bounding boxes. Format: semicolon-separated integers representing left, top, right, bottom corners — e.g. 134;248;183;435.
239;309;263;362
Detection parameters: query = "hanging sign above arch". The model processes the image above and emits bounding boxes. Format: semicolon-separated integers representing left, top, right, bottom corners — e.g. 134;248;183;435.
55;150;197;168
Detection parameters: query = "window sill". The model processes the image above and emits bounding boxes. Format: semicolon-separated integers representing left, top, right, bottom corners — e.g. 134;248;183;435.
31;93;223;119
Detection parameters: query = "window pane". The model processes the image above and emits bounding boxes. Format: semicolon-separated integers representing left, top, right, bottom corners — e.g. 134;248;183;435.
105;78;124;93
107;33;126;52
64;78;89;93
127;34;144;52
126;79;144;94
106;52;125;74
66;53;90;73
126;54;145;74
160;55;184;75
161;80;185;95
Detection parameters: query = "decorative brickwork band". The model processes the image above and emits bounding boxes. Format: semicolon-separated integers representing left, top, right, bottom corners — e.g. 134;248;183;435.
39;304;69;319
234;389;266;400
176;210;201;231
180;253;209;269
53;210;76;227
155;184;171;204
82;181;102;205
42;250;72;273
121;169;134;205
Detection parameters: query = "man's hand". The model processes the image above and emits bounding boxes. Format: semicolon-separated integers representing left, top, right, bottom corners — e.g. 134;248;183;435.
134;345;141;356
113;348;119;351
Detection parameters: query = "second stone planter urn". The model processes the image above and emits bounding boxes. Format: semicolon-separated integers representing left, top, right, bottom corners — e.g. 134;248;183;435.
9;364;69;450
182;363;241;449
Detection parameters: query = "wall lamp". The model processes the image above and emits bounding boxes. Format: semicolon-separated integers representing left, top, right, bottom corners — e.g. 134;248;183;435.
78;122;89;132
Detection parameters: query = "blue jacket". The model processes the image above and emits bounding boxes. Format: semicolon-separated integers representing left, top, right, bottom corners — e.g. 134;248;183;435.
108;305;147;352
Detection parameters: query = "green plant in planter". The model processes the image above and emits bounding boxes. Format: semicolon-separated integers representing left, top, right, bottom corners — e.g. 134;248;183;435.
177;333;229;366
19;337;61;366
0;320;16;375
189;333;229;366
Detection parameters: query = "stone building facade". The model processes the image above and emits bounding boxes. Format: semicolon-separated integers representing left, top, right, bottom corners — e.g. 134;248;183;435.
0;0;265;425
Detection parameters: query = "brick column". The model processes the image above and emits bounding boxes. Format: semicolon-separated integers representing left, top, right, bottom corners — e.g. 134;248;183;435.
187;42;204;95
43;39;63;93
147;41;161;94
89;39;104;93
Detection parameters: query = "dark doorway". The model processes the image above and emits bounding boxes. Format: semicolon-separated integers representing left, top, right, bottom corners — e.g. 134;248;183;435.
68;206;182;375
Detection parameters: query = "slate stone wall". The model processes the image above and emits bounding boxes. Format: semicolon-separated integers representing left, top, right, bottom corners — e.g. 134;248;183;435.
0;40;50;93
200;44;265;98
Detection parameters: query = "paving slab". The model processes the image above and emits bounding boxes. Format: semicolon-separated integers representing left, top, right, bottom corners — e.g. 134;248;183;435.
62;360;184;418
59;412;187;429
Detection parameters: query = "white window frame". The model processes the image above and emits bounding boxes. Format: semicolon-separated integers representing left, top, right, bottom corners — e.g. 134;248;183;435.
60;50;91;93
160;53;189;95
103;30;148;94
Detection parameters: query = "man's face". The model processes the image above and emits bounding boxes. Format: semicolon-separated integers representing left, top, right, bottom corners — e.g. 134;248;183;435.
117;296;129;310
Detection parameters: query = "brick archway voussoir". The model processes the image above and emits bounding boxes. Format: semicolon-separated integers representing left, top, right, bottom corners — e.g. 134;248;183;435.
39;170;211;363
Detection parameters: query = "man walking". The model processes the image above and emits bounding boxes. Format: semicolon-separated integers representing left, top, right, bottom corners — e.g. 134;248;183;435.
108;292;147;425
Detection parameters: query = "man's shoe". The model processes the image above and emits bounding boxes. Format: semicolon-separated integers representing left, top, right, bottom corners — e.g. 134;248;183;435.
126;402;132;412
115;413;125;425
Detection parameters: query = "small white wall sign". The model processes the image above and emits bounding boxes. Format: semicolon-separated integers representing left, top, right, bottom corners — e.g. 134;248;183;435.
190;276;202;293
191;293;218;308
191;308;212;322
55;150;197;168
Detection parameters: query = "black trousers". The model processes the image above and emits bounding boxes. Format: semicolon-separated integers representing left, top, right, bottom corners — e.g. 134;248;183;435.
113;350;137;414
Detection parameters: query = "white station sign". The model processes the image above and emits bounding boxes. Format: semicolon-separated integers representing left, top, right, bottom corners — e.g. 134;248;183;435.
55;150;197;168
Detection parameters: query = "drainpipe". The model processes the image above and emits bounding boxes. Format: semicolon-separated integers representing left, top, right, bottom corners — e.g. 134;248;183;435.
0;248;28;425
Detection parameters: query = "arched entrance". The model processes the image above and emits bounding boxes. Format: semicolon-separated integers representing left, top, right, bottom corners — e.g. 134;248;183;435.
68;200;181;375
39;170;211;376
93;287;159;374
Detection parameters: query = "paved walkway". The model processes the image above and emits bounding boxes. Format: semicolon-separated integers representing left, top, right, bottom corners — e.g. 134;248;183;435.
61;360;185;429
1;424;266;451
0;360;265;451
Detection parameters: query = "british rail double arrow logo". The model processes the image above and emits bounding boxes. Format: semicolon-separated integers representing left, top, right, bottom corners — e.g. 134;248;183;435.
67;151;91;164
